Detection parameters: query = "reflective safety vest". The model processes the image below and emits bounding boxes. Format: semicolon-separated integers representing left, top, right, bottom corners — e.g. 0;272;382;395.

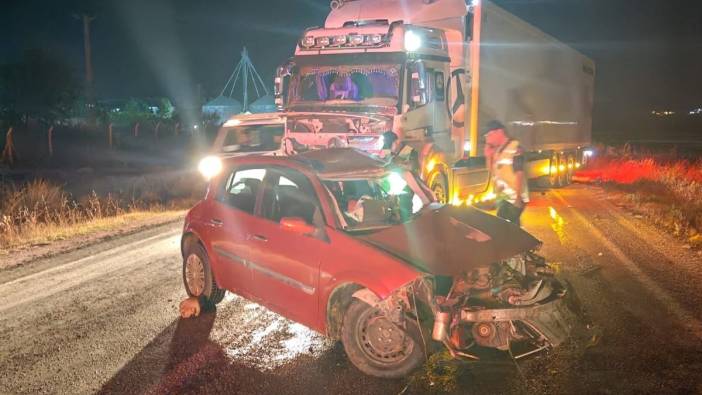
493;140;529;204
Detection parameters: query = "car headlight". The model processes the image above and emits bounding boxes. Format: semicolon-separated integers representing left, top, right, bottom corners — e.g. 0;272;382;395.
198;155;222;180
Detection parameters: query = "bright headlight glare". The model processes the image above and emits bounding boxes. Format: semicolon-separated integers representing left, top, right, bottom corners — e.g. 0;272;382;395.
198;156;222;180
387;172;407;195
404;30;422;52
463;141;471;151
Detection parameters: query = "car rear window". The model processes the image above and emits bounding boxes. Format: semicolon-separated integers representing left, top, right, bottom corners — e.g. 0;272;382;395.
219;124;283;153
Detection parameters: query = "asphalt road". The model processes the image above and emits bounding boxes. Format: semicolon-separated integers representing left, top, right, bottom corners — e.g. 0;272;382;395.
1;184;702;394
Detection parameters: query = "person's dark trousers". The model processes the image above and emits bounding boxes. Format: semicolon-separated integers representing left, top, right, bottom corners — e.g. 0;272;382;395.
496;200;524;227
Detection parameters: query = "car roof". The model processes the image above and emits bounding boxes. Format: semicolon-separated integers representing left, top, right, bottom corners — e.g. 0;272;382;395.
222;112;285;127
225;148;389;179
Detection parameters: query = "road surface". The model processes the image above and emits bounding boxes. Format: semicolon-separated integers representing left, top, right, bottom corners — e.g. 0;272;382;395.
1;184;701;394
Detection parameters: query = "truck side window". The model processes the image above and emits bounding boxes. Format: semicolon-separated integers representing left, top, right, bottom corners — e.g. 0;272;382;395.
218;168;267;215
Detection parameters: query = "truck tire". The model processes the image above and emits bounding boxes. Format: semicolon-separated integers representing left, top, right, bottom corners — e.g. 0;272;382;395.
341;299;425;378
183;243;226;310
565;154;575;185
548;153;560;188
556;153;568;187
429;172;449;204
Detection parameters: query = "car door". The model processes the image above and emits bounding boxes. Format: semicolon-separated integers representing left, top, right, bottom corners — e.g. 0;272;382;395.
248;166;328;326
207;166;267;298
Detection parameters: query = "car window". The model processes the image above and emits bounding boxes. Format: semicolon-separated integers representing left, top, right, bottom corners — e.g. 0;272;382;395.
220;124;283;153
261;168;320;225
218;167;266;214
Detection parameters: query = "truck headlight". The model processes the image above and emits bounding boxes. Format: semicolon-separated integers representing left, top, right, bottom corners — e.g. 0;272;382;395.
198;155;222;180
404;31;422;52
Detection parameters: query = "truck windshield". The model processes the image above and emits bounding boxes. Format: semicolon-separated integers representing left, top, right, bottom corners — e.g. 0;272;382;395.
323;170;433;230
290;64;400;106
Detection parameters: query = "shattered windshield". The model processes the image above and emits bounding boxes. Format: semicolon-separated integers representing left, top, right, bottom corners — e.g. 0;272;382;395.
322;170;433;230
290;64;400;106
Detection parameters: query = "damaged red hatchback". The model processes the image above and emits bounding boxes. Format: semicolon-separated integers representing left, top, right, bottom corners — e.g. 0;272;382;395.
181;148;580;378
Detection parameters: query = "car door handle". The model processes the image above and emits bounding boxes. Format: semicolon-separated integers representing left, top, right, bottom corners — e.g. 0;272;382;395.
209;218;224;227
251;234;268;242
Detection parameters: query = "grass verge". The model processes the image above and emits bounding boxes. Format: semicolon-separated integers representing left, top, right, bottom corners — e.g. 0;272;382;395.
1;177;201;254
575;156;702;248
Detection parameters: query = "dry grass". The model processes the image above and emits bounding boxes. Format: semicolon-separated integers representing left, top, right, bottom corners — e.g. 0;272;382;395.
576;156;702;246
0;178;199;251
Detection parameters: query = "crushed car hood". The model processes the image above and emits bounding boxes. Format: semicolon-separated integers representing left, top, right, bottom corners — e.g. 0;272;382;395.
355;204;541;276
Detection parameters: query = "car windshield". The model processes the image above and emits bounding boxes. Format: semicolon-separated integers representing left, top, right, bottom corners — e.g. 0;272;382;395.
322;170;433;230
290;64;400;106
219;124;283;153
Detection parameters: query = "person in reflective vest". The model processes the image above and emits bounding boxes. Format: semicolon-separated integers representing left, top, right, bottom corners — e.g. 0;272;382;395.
483;120;529;226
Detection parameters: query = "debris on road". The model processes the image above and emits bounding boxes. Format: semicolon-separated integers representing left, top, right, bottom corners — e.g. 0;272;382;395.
179;296;201;318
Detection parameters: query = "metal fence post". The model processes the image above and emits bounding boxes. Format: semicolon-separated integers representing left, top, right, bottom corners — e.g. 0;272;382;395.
1;127;16;166
47;125;54;157
108;123;113;148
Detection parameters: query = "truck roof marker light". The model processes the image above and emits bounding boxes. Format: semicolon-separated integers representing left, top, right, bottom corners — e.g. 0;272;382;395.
301;36;316;48
404;30;422;52
333;35;348;46
316;37;331;47
349;35;365;46
368;34;383;45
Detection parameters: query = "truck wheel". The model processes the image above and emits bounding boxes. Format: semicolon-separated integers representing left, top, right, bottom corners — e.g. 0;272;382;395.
341;299;425;378
556;153;568;187
565;154;575;185
183;243;226;310
548;153;560;188
430;173;448;204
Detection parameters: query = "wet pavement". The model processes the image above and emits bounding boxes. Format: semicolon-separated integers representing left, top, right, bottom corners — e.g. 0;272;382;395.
1;184;702;394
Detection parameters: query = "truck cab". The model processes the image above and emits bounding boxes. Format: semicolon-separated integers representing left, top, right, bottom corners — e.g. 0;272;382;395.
275;0;490;204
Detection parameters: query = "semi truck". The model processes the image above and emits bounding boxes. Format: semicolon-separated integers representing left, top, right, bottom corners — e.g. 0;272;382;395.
274;0;595;204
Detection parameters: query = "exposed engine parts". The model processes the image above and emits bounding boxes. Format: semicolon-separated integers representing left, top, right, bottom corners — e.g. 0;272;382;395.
354;251;578;361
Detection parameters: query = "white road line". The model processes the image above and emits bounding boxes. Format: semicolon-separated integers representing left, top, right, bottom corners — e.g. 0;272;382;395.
552;189;702;340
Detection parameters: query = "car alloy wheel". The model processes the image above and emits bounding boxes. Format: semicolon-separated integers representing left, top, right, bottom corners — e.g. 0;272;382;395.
184;253;206;297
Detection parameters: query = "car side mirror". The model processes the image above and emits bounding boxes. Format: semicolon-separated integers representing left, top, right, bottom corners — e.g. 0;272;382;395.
280;217;316;235
275;60;294;110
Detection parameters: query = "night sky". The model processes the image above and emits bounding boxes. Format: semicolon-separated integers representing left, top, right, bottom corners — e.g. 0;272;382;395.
2;0;702;136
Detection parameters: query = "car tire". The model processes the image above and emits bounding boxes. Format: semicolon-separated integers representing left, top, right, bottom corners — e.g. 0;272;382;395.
182;243;226;310
341;299;425;378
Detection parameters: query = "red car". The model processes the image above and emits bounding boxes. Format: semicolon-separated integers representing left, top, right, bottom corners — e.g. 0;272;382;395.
181;148;580;378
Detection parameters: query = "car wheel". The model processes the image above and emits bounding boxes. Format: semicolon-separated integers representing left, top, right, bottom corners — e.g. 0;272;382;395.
430;173;448;204
341;299;425;378
183;243;225;310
